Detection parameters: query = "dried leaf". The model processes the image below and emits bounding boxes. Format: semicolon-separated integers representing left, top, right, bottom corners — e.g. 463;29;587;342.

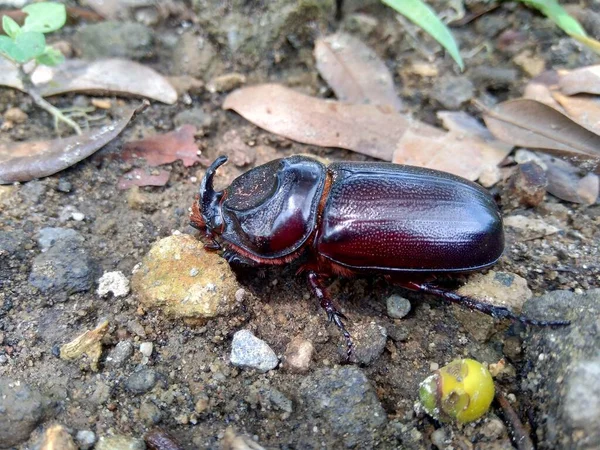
523;71;564;110
0;104;143;184
539;153;599;204
551;91;600;136
314;33;403;111
392;129;483;180
117;168;171;190
121;125;200;167
437;110;513;185
59;320;109;372
223;83;411;161
482;98;600;172
0;58;177;104
559;65;600;95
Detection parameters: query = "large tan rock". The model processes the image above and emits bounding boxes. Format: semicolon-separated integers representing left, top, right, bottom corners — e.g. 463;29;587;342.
132;234;239;319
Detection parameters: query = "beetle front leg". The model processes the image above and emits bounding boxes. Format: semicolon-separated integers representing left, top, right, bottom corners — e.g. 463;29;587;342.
307;271;355;359
399;280;570;327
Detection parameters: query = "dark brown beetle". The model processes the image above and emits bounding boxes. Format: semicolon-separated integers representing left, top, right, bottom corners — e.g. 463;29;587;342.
191;155;568;355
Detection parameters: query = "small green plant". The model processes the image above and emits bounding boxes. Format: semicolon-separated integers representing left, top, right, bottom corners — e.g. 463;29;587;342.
0;2;81;134
382;0;464;71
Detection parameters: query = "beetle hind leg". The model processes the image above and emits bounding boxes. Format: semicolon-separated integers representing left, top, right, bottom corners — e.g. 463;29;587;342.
399;280;570;327
307;271;355;359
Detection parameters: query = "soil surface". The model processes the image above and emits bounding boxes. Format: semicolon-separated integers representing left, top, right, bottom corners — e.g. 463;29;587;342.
1;1;599;449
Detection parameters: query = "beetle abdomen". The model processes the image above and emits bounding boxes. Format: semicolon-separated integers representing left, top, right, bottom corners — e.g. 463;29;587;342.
316;162;504;273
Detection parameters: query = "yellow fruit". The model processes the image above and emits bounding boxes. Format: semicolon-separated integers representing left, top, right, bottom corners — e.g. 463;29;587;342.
419;358;495;423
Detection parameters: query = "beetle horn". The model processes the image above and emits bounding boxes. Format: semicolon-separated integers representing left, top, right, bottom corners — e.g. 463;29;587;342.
199;155;227;224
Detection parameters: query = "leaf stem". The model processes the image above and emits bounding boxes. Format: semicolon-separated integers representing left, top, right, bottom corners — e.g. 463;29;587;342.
18;65;82;135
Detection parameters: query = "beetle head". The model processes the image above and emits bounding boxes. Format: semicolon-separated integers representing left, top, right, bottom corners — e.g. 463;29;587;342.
191;155;227;248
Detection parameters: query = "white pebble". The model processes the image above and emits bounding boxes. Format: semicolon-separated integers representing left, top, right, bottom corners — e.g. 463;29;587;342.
139;342;153;357
97;271;130;298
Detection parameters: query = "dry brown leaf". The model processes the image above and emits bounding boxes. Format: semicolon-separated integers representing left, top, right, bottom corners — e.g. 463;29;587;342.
314;33;403;111
483;99;600;172
0;58;177;104
121;124;200;167
559;65;600;95
0;104;144;184
539;154;599;205
223;83;411;161
117;168;171;190
523;71;564;110
392;129;483;180
437;110;513;185
551;92;600;136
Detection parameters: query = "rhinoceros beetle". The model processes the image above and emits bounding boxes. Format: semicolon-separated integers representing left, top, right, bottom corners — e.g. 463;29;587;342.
191;155;568;356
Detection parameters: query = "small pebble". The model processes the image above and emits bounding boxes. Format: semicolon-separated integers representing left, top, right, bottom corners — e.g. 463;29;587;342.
139;342;153;357
386;294;411;319
283;337;314;374
97;271;130;298
430;362;439;371
230;329;278;372
72;212;85;221
0;355;7;364
95;435;146;450
57;179;72;193
207;72;246;93
189;267;199;277
3;107;27;123
430;427;449;450
106;341;134;368
126;368;158;394
76;430;96;450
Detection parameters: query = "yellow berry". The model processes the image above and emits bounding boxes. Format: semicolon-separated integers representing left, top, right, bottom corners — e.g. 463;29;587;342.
419;358;495;423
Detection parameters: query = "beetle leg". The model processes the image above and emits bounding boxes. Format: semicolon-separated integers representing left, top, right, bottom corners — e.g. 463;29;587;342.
399;281;570;326
307;271;355;358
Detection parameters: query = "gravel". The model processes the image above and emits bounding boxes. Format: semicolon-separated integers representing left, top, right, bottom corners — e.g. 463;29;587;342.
230;329;279;372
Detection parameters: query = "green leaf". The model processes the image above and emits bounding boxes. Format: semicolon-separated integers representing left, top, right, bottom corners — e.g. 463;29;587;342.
35;46;64;66
2;15;22;39
382;0;464;70
22;2;66;34
0;31;45;63
517;0;600;53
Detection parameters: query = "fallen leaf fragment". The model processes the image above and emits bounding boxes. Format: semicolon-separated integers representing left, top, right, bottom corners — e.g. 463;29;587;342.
0;104;144;184
482;98;600;172
559;65;600;95
59;320;109;372
314;33;403;111
0;58;177;104
118;168;171;190
121;124;200;167
392;128;483;180
223;83;411;161
541;154;599;204
523;71;564;110
551;91;600;136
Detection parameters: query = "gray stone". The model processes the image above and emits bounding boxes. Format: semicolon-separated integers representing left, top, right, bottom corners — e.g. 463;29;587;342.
173;108;213;130
76;430;97;450
139;401;162;425
299;367;386;448
29;233;98;295
56;179;72;193
106;341;134;368
0;378;45;448
95;435;146;450
339;322;387;365
230;329;278;372
0;229;26;257
386;294;411;319
171;33;218;78
37;227;83;252
126;369;157;394
431;75;474;110
267;388;293;413
75;21;153;60
523;289;600;449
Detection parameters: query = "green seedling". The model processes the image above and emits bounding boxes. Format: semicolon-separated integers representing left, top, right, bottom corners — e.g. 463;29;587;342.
382;0;464;71
0;2;81;134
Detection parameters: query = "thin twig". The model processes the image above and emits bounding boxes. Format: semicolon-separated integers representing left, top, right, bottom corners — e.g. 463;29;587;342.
495;390;535;450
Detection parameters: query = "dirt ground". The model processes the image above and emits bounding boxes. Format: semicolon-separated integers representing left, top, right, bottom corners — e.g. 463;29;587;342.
1;1;599;449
